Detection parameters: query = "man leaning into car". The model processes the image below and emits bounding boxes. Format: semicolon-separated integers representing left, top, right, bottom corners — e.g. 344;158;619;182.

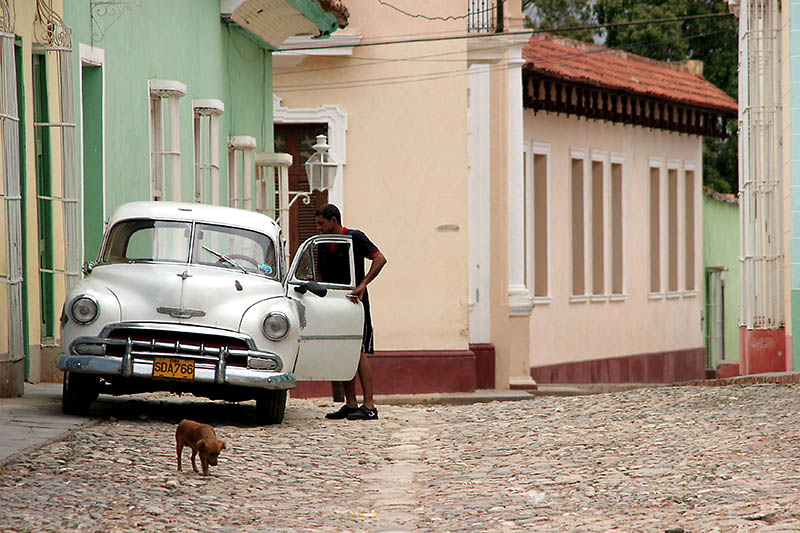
315;204;387;421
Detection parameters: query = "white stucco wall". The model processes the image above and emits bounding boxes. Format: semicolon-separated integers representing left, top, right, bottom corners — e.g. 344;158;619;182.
523;111;705;367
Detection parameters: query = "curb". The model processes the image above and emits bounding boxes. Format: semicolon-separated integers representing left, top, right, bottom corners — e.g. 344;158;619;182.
675;371;800;387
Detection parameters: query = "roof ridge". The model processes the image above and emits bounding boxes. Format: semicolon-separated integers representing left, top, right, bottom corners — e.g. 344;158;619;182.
533;32;701;76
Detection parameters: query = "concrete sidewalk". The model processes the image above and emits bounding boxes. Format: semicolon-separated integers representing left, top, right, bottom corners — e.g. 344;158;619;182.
0;382;91;467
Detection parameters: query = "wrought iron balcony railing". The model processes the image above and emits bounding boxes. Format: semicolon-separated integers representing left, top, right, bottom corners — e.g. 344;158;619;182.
467;0;504;33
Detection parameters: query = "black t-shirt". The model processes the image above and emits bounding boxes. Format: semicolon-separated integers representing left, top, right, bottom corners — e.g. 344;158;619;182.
317;228;379;306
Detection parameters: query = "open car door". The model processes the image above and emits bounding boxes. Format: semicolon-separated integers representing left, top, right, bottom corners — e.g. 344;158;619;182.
286;235;364;380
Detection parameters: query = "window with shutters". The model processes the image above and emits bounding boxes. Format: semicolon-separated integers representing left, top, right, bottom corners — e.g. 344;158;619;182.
149;80;185;201
590;152;605;300
274;123;328;260
525;141;550;303
667;163;680;296
192;99;224;205
649;158;663;298
610;156;624;298
570;149;587;301
684;165;696;293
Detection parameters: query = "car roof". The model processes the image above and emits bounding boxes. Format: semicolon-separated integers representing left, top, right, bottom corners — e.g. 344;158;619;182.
108;201;282;237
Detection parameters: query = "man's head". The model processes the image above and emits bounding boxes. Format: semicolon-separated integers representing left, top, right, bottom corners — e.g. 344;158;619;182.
315;204;342;234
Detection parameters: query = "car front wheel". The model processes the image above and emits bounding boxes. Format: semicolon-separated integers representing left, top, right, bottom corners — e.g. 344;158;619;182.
62;371;99;415
255;389;287;425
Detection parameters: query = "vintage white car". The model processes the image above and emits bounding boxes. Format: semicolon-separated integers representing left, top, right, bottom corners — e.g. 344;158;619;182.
57;201;364;424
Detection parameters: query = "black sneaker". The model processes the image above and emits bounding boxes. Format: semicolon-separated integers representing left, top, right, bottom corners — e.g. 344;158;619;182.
325;405;359;420
346;405;379;420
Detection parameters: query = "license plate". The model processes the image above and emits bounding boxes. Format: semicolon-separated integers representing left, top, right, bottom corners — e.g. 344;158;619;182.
153;357;194;380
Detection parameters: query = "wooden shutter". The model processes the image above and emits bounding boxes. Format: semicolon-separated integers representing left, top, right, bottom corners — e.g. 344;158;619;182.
274;124;329;260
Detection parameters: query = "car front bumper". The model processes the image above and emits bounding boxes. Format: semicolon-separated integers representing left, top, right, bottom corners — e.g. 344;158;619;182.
57;335;296;390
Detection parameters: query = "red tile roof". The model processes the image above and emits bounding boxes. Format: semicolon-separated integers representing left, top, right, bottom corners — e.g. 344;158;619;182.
523;33;737;116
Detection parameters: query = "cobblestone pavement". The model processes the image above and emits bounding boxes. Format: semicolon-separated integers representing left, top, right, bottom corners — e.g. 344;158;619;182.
1;384;800;532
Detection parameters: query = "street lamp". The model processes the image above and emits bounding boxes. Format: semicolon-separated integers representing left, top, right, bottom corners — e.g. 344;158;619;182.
304;134;337;193
254;134;338;267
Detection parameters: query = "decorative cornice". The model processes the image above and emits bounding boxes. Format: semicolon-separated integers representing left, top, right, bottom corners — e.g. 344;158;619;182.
523;72;732;138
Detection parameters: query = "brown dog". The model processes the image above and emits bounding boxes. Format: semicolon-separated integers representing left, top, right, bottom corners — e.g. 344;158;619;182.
175;419;226;476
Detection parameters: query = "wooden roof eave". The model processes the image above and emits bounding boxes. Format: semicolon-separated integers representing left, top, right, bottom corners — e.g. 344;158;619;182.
523;71;736;138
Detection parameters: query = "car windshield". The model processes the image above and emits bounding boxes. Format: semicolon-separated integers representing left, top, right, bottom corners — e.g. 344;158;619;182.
191;223;277;277
102;220;192;264
100;219;277;278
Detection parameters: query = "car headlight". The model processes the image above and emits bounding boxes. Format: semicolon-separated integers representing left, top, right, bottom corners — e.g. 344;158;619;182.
262;312;289;340
70;296;99;325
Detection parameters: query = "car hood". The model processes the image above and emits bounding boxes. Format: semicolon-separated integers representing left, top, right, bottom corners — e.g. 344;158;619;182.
87;263;284;330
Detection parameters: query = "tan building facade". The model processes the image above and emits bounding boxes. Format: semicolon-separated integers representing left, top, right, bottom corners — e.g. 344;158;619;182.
277;4;737;394
274;0;494;395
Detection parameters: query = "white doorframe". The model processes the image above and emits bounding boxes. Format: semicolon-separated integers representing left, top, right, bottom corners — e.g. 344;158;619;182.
78;43;106;262
272;94;347;212
468;64;491;344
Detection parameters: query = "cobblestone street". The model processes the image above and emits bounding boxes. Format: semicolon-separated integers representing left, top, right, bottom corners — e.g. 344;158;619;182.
1;384;799;532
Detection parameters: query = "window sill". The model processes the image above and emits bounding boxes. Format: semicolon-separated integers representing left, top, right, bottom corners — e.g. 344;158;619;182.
609;294;627;302
508;292;533;316
590;295;608;303
648;292;665;300
570;295;589;303
533;296;552;305
683;290;698;298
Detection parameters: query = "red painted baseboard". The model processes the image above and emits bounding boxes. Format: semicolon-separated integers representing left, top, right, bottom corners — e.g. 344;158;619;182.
715;361;740;379
470;343;496;389
530;347;706;384
292;349;478;398
739;327;788;375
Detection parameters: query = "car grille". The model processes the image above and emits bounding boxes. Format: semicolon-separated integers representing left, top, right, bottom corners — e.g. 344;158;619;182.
103;327;258;369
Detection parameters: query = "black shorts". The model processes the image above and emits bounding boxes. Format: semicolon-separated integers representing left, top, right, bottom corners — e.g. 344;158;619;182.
362;302;374;354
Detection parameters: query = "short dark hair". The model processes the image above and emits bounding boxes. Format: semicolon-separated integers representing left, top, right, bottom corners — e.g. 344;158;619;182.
315;203;341;223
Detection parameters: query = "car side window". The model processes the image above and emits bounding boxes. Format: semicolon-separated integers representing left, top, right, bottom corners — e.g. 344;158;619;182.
289;237;355;288
294;245;316;282
315;242;352;286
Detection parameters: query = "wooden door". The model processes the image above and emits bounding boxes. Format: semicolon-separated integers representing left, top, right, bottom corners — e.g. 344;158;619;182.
274;124;328;260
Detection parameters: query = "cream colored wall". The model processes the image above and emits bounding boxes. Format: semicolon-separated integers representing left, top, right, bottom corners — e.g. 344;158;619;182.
273;1;470;351
522;111;705;367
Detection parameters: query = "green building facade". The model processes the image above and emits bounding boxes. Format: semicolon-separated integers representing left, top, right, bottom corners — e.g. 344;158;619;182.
63;0;341;262
702;188;740;370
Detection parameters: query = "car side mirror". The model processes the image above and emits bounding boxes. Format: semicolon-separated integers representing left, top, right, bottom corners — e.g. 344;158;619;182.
82;261;95;275
293;281;327;298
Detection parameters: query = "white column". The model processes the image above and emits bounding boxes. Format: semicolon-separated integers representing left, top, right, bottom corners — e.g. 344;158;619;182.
210;114;220;205
243;149;253;210
169;95;181;201
228;148;238;207
506;48;532;316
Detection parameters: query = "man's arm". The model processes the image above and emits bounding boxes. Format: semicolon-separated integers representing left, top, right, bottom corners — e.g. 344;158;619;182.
350;251;387;301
